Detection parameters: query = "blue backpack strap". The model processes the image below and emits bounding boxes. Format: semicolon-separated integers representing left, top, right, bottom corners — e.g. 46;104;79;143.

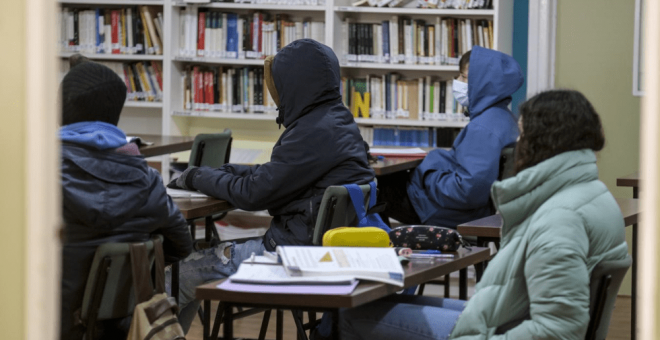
344;184;367;221
368;181;377;209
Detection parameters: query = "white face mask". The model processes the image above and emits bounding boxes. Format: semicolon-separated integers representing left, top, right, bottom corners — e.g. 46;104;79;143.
452;79;469;107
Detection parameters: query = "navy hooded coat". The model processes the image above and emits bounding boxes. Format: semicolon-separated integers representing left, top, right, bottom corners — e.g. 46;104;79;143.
190;39;374;250
60;143;193;339
407;46;523;227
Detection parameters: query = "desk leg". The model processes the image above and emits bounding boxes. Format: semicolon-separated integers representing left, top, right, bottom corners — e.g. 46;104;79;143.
632;221;638;340
203;300;211;340
210;303;224;340
475;261;484;283
459;268;467;300
276;310;284;340
632;187;638;340
206;216;213;242
172;262;179;304
332;309;340;340
223;303;233;340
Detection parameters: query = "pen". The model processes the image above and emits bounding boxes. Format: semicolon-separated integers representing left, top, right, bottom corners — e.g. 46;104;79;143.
409;254;455;259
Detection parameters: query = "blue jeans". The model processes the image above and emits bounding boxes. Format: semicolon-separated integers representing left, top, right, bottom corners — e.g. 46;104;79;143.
165;239;266;332
340;295;466;340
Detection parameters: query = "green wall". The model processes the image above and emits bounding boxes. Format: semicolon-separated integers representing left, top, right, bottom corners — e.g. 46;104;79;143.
555;0;640;295
0;0;27;337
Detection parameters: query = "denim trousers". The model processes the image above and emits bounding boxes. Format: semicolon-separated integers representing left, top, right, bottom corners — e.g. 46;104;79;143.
340;295;466;340
166;238;266;332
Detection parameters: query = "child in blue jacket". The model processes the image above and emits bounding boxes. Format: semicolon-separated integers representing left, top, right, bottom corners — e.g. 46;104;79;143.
379;46;523;227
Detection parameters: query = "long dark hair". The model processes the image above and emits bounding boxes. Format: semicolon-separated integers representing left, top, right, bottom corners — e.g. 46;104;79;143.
514;90;605;174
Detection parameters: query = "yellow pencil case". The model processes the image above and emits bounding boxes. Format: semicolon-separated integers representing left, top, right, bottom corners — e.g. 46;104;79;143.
322;227;391;247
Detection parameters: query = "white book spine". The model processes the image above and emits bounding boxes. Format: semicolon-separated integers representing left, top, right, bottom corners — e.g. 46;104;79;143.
127;9;134;54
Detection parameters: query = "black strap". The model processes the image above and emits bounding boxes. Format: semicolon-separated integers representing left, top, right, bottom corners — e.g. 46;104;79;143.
153;237;166;294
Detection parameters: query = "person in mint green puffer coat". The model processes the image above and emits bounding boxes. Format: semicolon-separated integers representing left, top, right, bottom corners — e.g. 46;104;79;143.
339;90;628;340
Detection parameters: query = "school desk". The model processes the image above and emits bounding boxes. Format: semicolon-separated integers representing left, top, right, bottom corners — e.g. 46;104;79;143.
196;247;491;340
616;171;640;340
172;196;235;339
371;157;424;176
131;134;196;157
457;198;640;243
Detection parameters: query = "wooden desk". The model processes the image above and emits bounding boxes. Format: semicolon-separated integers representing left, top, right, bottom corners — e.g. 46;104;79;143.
196;247;490;340
617;171;640;197
372;157;424;176
132;134;195;157
458;198;640;240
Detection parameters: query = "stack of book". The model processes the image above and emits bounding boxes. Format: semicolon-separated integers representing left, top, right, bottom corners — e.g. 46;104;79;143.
223;246;404;294
61;60;164;103
343;17;493;66
342;74;468;121
178;9;325;59
182;65;276;113
59;6;164;55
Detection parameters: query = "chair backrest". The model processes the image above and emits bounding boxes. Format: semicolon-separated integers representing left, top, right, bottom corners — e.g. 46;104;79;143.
312;184;372;245
189;130;233;168
498;146;516;181
79;236;162;331
585;255;632;340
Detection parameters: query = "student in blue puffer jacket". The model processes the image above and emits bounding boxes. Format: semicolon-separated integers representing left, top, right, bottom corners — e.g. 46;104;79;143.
378;46;523;228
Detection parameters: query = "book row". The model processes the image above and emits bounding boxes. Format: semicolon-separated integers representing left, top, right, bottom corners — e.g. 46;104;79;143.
181;0;324;5
352;0;490;8
61;60;164;102
182;66;276;113
359;126;461;147
343;17;493;65
342;74;469;121
59;6;164;55
417;0;492;9
178;8;325;59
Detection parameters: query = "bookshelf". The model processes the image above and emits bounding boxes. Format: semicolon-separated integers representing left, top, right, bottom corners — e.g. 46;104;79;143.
57;0;513;157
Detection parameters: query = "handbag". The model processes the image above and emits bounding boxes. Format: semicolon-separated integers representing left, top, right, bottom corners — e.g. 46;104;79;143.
389;225;467;252
126;240;185;340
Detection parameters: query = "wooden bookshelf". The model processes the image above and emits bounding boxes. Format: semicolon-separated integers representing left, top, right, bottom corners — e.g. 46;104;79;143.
59;52;164;61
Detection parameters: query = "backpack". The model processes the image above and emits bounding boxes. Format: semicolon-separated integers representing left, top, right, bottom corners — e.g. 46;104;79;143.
126;240;185;340
344;181;391;232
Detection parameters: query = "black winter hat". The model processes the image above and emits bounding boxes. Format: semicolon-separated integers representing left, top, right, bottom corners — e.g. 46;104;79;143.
61;59;127;126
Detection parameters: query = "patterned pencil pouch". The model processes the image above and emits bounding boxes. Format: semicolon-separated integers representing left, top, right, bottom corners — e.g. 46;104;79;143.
389;225;467;251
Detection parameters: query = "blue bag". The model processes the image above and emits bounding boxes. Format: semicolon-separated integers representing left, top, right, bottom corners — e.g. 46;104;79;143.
344;181;391;233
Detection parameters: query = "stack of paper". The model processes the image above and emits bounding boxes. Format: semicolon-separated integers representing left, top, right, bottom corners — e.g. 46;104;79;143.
166;188;209;198
369;147;428;158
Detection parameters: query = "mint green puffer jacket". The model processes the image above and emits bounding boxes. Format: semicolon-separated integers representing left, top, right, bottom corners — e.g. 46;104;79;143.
450;149;628;340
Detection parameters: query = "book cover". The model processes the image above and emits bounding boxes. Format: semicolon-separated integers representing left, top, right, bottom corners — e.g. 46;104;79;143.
226;13;238;57
111;10;119;54
140;6;161;55
197;11;206;56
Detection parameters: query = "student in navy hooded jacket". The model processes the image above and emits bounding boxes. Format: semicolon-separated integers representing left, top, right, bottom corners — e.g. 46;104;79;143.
168;39;374;332
378;46;523;228
59;56;192;340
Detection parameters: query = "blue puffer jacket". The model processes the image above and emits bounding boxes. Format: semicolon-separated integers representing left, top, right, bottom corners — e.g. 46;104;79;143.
61;143;192;340
407;46;523;227
191;39;374;251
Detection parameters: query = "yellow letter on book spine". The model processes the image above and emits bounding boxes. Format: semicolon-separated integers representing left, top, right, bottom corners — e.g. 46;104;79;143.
352;91;370;118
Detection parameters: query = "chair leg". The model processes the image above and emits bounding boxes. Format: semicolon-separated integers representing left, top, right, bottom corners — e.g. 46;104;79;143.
259;310;272;340
292;310;309;340
417;283;426;295
210;302;224;340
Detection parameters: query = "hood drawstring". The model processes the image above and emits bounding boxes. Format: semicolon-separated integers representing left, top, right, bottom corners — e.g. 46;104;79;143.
275;106;284;129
